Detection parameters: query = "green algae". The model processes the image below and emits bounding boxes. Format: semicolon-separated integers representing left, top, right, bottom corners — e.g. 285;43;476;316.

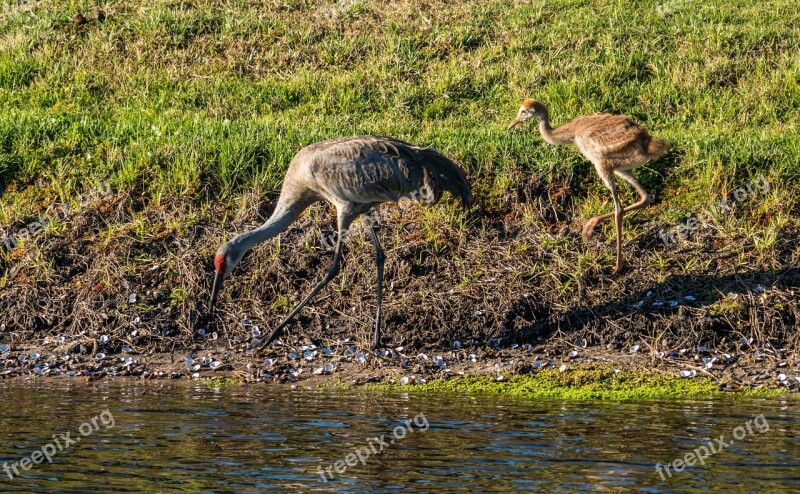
361;369;788;401
200;376;244;387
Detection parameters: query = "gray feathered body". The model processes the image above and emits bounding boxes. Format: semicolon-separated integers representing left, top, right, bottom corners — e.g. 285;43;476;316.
225;136;472;254
289;135;472;211
213;136;473;348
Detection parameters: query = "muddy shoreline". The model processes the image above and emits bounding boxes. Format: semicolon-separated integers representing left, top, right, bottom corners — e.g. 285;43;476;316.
1;333;797;394
1;189;799;392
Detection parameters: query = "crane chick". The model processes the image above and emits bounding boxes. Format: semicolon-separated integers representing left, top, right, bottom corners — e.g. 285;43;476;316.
508;99;668;274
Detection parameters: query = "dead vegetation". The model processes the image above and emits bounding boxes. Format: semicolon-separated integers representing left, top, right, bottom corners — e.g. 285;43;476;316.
1;178;798;369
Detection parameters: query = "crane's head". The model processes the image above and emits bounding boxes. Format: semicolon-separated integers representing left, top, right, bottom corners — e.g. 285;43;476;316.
209;241;245;313
507;99;547;130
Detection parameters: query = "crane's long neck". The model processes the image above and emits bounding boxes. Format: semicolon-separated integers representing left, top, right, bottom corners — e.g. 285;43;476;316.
536;109;561;145
230;195;311;255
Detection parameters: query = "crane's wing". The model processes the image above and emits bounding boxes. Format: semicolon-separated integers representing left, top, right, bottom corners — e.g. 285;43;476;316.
576;116;644;154
307;136;436;206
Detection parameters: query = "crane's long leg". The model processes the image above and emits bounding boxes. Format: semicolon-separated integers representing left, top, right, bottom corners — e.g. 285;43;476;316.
611;191;624;275
257;210;357;352
582;169;653;241
368;222;386;349
586;169;626;275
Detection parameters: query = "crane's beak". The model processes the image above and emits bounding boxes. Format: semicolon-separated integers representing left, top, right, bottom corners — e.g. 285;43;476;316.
209;271;224;313
507;115;523;130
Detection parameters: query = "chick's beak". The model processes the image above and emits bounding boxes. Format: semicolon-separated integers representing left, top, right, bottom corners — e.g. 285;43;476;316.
507;115;523;131
209;270;224;313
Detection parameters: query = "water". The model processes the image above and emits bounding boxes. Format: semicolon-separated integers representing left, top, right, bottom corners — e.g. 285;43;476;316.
0;380;797;492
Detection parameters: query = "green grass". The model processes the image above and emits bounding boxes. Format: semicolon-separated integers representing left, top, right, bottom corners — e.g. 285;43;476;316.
0;0;798;218
363;369;788;400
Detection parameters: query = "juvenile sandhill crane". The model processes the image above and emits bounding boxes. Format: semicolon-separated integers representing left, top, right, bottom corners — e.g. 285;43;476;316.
507;99;668;274
209;136;473;350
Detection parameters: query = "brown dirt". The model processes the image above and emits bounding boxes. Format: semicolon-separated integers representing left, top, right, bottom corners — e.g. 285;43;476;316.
0;179;799;388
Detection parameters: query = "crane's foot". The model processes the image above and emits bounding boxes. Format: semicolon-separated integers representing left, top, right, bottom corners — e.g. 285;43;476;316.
611;262;625;276
582;217;602;242
254;324;285;354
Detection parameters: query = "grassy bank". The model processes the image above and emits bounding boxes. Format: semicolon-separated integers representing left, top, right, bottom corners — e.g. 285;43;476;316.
1;0;798;209
0;1;798;363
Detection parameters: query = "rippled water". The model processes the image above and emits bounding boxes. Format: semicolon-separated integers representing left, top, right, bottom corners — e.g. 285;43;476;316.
0;380;798;492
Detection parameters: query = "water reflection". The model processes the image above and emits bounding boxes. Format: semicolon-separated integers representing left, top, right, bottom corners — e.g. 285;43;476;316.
0;380;797;492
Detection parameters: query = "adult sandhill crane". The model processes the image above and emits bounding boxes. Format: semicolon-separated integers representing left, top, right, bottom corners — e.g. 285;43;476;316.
209;135;473;350
507;99;668;274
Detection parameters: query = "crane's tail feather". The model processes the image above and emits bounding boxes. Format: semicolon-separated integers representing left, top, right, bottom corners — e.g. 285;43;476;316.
419;148;473;208
647;137;669;159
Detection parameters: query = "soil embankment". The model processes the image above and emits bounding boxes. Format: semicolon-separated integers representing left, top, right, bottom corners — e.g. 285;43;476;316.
1;188;798;392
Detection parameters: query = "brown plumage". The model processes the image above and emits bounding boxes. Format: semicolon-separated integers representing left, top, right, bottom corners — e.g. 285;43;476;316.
210;135;472;349
508;99;668;274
